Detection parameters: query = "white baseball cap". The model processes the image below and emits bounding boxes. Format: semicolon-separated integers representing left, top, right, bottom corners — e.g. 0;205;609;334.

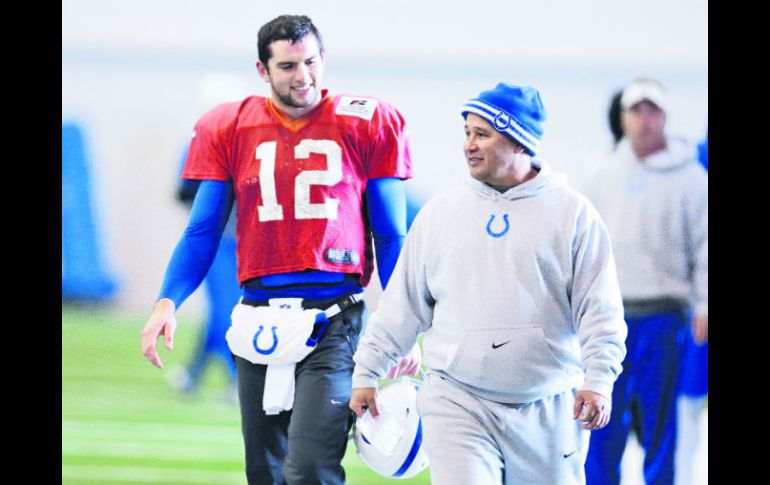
620;78;667;112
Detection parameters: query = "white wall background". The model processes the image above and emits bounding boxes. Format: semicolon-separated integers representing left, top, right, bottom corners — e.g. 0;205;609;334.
62;0;708;315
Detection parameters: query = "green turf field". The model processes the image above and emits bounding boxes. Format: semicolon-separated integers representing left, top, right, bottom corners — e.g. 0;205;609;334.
62;305;431;485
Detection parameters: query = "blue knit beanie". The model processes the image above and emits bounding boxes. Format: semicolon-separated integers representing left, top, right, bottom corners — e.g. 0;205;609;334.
462;83;546;156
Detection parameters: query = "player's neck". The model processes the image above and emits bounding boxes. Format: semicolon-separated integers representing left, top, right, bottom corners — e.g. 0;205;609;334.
271;90;328;120
275;102;318;119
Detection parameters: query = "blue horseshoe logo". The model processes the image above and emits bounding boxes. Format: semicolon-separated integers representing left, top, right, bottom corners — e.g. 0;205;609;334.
253;325;279;355
493;112;511;130
486;214;510;238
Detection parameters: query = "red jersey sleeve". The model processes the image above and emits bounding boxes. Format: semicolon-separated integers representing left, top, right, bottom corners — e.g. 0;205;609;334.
181;101;241;181
365;101;413;180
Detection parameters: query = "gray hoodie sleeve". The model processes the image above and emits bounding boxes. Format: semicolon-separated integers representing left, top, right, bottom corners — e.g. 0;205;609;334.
570;202;627;400
686;170;708;316
352;208;435;389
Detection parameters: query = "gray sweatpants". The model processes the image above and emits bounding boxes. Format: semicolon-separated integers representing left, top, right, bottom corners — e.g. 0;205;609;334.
416;373;589;485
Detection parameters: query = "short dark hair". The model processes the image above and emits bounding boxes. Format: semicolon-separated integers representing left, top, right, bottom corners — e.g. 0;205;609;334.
257;15;324;68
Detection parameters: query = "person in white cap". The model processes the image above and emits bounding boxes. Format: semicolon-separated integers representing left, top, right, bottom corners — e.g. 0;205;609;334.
349;82;627;485
581;77;708;485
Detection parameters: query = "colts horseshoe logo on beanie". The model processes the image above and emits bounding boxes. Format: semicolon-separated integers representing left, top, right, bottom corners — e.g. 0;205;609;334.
494;112;511;130
460;82;547;157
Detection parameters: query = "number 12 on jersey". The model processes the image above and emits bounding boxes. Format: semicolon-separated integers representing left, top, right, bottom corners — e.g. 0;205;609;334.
255;139;343;222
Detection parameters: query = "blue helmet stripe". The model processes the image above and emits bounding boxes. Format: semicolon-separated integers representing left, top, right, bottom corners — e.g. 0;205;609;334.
391;418;423;478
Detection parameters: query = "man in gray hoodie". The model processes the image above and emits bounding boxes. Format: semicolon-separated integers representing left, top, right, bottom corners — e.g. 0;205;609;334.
582;78;708;485
349;83;627;485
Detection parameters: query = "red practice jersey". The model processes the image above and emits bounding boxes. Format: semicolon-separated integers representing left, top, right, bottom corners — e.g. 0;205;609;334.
182;90;412;286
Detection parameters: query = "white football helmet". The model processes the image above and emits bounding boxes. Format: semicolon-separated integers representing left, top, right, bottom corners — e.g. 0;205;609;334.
352;378;429;479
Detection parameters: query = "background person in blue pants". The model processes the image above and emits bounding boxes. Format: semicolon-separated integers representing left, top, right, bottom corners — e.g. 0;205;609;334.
168;148;240;401
581;78;708;485
674;131;708;485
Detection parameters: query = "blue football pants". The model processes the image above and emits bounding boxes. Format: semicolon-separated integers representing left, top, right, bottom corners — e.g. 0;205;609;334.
585;311;687;485
186;236;240;383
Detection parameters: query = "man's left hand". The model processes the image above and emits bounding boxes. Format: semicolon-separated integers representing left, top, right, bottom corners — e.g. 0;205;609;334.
692;314;708;344
574;389;611;430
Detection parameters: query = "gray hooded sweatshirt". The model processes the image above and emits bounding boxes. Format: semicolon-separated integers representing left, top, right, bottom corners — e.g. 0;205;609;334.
353;163;627;404
581;136;708;316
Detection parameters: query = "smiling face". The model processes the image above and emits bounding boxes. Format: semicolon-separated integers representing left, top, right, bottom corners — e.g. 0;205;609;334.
463;113;529;187
256;33;325;118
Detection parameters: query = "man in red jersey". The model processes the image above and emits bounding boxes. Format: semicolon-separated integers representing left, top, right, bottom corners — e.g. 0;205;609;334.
141;15;420;485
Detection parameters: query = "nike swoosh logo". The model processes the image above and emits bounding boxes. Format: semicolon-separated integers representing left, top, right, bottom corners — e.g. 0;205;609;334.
563;451;577;458
330;399;345;405
491;341;511;349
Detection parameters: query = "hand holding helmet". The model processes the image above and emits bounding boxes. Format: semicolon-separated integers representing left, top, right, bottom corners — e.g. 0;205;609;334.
350;378;429;479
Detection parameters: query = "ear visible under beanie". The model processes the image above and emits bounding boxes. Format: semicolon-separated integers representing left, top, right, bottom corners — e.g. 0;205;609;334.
462;83;546;156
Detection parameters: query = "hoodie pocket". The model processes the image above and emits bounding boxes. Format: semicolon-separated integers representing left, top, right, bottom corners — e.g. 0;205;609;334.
446;326;566;393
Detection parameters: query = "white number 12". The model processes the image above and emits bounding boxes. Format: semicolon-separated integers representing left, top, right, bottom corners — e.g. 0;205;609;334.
255;139;343;222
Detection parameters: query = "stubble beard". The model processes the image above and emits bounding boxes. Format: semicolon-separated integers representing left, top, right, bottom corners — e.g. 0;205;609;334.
276;87;318;110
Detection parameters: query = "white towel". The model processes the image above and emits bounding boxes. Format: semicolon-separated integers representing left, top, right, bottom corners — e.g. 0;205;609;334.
226;295;364;415
226;298;321;414
263;363;297;415
226;299;321;366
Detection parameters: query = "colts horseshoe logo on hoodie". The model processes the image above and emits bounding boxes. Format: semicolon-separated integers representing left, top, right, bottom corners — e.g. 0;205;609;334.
486;214;510;238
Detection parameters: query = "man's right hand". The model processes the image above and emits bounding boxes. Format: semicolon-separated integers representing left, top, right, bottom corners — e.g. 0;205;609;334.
350;387;379;418
140;298;177;369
